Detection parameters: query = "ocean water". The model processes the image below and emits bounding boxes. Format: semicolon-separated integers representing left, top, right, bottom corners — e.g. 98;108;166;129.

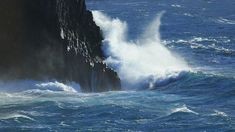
1;0;235;131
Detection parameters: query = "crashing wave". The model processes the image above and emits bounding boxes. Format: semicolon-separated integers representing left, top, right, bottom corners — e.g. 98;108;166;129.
92;11;190;89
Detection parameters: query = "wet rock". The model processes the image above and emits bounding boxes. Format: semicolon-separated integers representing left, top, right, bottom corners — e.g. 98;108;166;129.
0;0;121;92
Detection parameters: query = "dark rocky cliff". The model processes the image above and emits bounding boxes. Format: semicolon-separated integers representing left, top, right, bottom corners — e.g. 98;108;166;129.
0;0;121;92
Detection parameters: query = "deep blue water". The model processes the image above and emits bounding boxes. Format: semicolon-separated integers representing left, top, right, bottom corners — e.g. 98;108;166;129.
1;0;235;131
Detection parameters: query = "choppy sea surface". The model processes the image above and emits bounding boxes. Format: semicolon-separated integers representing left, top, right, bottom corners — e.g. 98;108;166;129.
1;0;235;131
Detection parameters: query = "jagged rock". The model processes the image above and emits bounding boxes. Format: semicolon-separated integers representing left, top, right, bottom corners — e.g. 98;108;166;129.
0;0;121;92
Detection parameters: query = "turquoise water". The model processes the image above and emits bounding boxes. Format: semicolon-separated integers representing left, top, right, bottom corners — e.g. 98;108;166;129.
1;0;235;131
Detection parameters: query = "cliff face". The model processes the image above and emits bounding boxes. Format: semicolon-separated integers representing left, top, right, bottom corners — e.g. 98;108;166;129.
0;0;121;92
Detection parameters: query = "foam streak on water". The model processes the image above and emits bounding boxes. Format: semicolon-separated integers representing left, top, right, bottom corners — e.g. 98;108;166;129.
92;11;190;88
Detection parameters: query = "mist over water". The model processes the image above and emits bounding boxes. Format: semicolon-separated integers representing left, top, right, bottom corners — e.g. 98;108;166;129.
92;11;190;88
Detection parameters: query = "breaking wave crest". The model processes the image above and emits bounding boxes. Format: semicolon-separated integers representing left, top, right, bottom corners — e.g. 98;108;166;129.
0;113;35;122
92;11;190;89
169;104;198;115
0;80;79;93
35;81;78;93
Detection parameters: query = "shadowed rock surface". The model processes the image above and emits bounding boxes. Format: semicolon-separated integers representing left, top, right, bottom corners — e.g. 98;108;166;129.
0;0;121;92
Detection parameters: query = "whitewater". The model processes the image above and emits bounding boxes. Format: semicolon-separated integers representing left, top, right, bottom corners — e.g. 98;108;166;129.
92;11;190;89
1;0;235;131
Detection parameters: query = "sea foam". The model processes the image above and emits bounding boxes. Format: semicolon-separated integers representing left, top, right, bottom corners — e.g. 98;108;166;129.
92;11;190;89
